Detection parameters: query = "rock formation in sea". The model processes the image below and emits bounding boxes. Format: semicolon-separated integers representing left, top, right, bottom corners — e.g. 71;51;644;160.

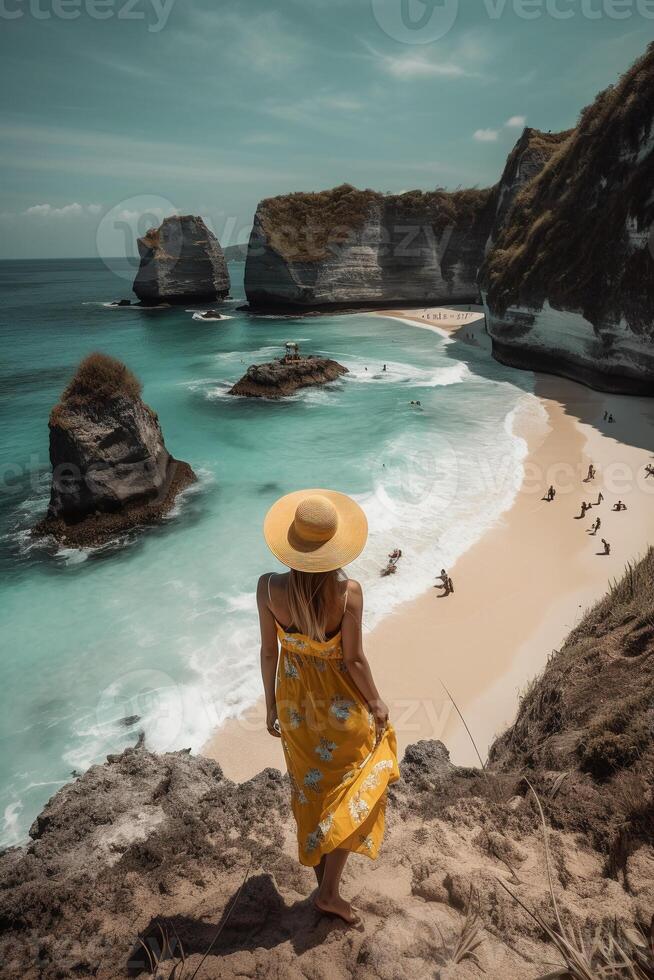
1;551;652;979
34;353;196;547
132;215;230;305
229;354;348;398
244;184;497;312
481;45;654;395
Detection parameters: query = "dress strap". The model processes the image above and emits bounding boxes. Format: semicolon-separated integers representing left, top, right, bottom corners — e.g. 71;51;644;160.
343;582;349;615
267;573;274;605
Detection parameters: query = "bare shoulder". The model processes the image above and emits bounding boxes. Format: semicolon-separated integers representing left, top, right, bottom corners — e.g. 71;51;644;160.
257;572;275;601
257;571;288;597
345;578;363;605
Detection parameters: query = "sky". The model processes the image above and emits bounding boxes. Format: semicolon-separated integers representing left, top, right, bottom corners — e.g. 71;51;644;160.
0;0;652;259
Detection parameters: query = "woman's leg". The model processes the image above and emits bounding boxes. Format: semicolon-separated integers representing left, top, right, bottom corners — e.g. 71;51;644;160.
312;855;326;886
314;849;359;924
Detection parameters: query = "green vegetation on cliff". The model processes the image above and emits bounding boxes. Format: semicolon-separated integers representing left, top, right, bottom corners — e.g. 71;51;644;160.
483;43;654;331
257;182;496;262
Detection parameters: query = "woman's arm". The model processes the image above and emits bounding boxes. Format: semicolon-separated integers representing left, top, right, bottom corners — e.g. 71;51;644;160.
256;574;281;738
341;580;389;739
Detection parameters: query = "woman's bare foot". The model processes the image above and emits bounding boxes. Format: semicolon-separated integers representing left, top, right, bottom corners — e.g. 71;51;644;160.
314;894;360;925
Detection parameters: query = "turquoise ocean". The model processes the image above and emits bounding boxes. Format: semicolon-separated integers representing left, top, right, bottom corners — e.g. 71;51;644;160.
0;258;545;846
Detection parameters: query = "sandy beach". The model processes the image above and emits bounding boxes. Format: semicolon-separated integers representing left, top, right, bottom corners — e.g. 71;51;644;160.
202;307;654;779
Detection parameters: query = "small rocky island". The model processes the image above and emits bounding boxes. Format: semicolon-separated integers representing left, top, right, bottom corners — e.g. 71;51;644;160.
229;343;348;399
132;215;230;306
34;353;196;547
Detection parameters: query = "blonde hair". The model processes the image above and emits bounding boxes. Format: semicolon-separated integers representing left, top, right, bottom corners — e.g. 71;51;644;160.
286;568;342;642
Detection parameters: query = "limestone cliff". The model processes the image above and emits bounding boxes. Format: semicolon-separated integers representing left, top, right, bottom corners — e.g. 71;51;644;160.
133;215;230;305
34;353;196;547
481;44;654;395
1;554;652;979
244;184;497;311
484;127;572;254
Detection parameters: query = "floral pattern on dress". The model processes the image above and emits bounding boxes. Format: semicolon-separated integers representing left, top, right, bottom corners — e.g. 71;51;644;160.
304;767;323;791
349;795;370;824
306;812;334;853
360;758;394;792
330;696;356;722
289;774;308;805
315;738;337;761
283;636;309;653
287;707;303;729
283;655;299;679
348;760;395;825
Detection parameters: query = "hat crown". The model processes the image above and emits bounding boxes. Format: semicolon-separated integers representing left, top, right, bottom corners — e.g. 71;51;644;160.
293;495;338;544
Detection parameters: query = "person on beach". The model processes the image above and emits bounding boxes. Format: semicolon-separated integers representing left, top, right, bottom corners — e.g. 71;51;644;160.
545;485;556;502
578;502;589;519
601;538;611;555
257;490;399;925
590;517;601;535
436;570;452;595
586;464;596;482
645;465;654;479
613;501;627;511
597;491;604;505
383;364;387;373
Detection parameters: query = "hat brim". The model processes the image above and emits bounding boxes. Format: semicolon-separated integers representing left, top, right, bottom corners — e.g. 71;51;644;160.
264;489;368;573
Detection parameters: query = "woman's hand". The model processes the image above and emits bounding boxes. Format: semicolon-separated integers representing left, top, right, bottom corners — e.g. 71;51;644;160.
266;704;281;738
369;698;389;741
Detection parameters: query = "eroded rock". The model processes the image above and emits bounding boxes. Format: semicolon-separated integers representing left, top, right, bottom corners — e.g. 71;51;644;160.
133;215;230;306
229;355;348;399
34;353;196;547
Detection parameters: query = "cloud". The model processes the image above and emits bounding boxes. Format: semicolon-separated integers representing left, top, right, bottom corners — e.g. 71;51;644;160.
379;50;468;79
473;129;500;142
319;96;363;111
362;31;488;82
505;115;527;128
262;93;366;132
174;8;308;77
23;203;102;218
0;123;293;184
241;133;284;146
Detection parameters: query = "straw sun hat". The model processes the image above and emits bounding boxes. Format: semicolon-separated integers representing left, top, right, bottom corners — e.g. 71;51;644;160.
264;489;368;573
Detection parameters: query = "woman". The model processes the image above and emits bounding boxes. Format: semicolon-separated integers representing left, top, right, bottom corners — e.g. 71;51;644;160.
257;490;399;925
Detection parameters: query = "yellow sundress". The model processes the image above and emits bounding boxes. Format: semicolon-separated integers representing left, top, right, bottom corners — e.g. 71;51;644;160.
274;601;400;867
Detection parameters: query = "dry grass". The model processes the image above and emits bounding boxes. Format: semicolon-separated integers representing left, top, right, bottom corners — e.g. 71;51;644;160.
499;784;650;979
448;889;485;970
52;353;142;420
482;42;654;331
257;183;495;262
